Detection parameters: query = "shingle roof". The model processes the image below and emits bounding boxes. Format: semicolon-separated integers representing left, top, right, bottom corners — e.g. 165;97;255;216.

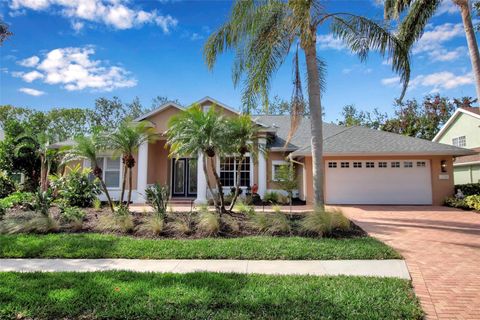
256;115;474;157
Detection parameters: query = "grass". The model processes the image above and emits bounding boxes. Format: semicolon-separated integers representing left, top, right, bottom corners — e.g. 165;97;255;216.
0;272;422;319
0;233;401;260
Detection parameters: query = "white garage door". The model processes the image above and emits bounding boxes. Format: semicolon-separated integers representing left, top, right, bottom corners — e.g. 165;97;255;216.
325;160;432;205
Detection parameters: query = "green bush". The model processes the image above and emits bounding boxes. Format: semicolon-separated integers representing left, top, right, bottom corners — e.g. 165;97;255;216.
51;165;101;208
444;197;469;209
145;184;169;218
0;171;16;199
97;205;134;233
60;206;86;230
250;211;292;235
455;183;480;196
0;191;34;213
197;207;220;236
465;195;480;211
263;191;279;204
34;189;53;216
300;207;351;237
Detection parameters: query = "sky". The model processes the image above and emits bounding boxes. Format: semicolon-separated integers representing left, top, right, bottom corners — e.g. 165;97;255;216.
0;0;477;122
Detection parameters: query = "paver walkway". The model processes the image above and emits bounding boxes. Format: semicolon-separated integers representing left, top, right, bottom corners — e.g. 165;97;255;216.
341;206;480;320
0;258;409;278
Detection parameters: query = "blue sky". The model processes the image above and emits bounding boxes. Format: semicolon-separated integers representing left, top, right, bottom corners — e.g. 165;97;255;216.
0;0;476;122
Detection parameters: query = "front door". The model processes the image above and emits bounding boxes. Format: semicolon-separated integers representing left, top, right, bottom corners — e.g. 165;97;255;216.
172;158;197;197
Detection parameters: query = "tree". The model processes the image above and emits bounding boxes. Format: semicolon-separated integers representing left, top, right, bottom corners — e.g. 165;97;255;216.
251;95;309;116
338;105;388;129
204;1;410;207
167;104;230;214
63;133;115;213
226;114;261;211
47;108;89;141
385;0;480;100
108;120;158;207
0;19;12;45
151;96;182;110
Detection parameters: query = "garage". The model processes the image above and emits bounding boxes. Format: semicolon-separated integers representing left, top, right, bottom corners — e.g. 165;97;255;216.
325;160;433;205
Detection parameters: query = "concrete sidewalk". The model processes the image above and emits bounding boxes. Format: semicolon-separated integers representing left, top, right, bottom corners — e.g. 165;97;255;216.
0;259;410;279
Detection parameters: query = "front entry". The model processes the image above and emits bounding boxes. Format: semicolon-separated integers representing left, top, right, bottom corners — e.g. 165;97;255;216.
171;158;197;197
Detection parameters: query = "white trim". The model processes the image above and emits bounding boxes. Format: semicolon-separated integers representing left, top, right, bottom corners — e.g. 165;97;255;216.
134;102;184;122
194;96;240;115
433;108;480;142
453;160;480;166
84;157;122;190
216;154;254;188
290;150;474;157
271;160;288;181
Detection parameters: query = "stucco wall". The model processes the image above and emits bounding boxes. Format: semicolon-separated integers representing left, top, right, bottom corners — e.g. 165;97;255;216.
437;113;480;148
302;155;455;206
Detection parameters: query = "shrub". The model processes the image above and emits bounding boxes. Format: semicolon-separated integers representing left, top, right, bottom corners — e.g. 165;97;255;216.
444;197;469;210
300;207;351;237
455;183;480;196
61;206;86;230
93;198;102;211
137;215;164;236
145;184;169;218
233;201;255;216
263;191;279;204
465;195;480;211
250;211;291;235
0;210;59;234
197;208;220;236
34;189;53;216
51;165;101;207
0;171;16;199
97;205;134;233
0;191;34;210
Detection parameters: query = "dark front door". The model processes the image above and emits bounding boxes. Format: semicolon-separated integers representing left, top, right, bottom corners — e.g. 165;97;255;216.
172;158;197;197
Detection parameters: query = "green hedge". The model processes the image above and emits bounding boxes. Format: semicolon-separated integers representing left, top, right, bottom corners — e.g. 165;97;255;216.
445;195;480;211
455;183;480;196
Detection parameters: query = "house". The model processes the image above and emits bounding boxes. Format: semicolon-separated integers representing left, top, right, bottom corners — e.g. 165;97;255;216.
433;107;480;185
73;97;473;206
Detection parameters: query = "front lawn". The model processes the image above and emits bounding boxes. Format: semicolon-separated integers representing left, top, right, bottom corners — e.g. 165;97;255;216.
0;272;422;319
0;233;401;260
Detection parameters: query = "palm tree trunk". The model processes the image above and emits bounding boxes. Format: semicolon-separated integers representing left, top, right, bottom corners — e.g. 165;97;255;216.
203;154;217;208
228;156;245;211
455;0;480;100
209;156;226;214
120;162;127;204
304;40;325;208
40;155;47;192
127;166;133;208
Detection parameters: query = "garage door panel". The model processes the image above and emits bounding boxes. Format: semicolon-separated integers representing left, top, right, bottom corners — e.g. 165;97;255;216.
326;160;432;205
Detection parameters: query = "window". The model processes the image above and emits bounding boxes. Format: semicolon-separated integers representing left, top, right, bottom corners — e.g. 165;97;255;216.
417;161;426;167
353;162;362;168
379;162;387;168
452;136;466;147
220;156;251;187
341;162;349;168
366;162;375;168
328;162;337;168
404;161;413;168
391;162;400;168
95;157;121;188
272;161;288;181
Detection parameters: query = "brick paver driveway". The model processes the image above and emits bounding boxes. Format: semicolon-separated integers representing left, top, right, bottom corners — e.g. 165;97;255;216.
341;206;480;320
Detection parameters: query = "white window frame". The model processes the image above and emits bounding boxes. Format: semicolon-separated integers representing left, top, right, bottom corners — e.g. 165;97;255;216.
85;156;122;190
404;161;413;168
340;162;349;168
272;160;289;181
217;155;254;188
452;136;466;147
379;162;387;168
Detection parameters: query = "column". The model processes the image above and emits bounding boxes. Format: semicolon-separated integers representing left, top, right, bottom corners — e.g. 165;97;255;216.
258;137;267;198
136;141;148;203
195;151;208;204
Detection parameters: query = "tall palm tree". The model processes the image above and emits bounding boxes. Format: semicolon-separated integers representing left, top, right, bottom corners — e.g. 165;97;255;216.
14;133;55;192
167;104;230;213
225;114;262;211
204;0;410;207
384;0;480;99
63;133;115;213
109;120;157;207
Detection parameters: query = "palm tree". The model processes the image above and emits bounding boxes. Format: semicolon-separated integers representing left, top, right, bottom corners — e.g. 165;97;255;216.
14;133;55;192
384;0;480;99
109;120;157;208
63;133;115;213
225;114;261;211
167;104;230;214
204;1;410;207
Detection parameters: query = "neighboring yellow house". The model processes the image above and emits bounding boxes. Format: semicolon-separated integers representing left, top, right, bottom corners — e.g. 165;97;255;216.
433;107;480;185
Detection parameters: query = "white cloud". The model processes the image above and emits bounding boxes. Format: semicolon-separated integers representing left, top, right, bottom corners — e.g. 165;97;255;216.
18;55;39;67
410;71;474;90
429;46;467;62
381;76;401;86
9;0;178;32
19;87;45;96
436;0;458;15
317;34;346;51
71;21;84;32
190;32;203;41
16;46;137;92
413;22;464;54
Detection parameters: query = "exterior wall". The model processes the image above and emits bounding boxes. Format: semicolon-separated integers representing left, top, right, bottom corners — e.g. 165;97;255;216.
454;164;480;184
302;155;455;206
147;106;182;134
437;113;480;149
147;140;170;186
266;152;289;190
